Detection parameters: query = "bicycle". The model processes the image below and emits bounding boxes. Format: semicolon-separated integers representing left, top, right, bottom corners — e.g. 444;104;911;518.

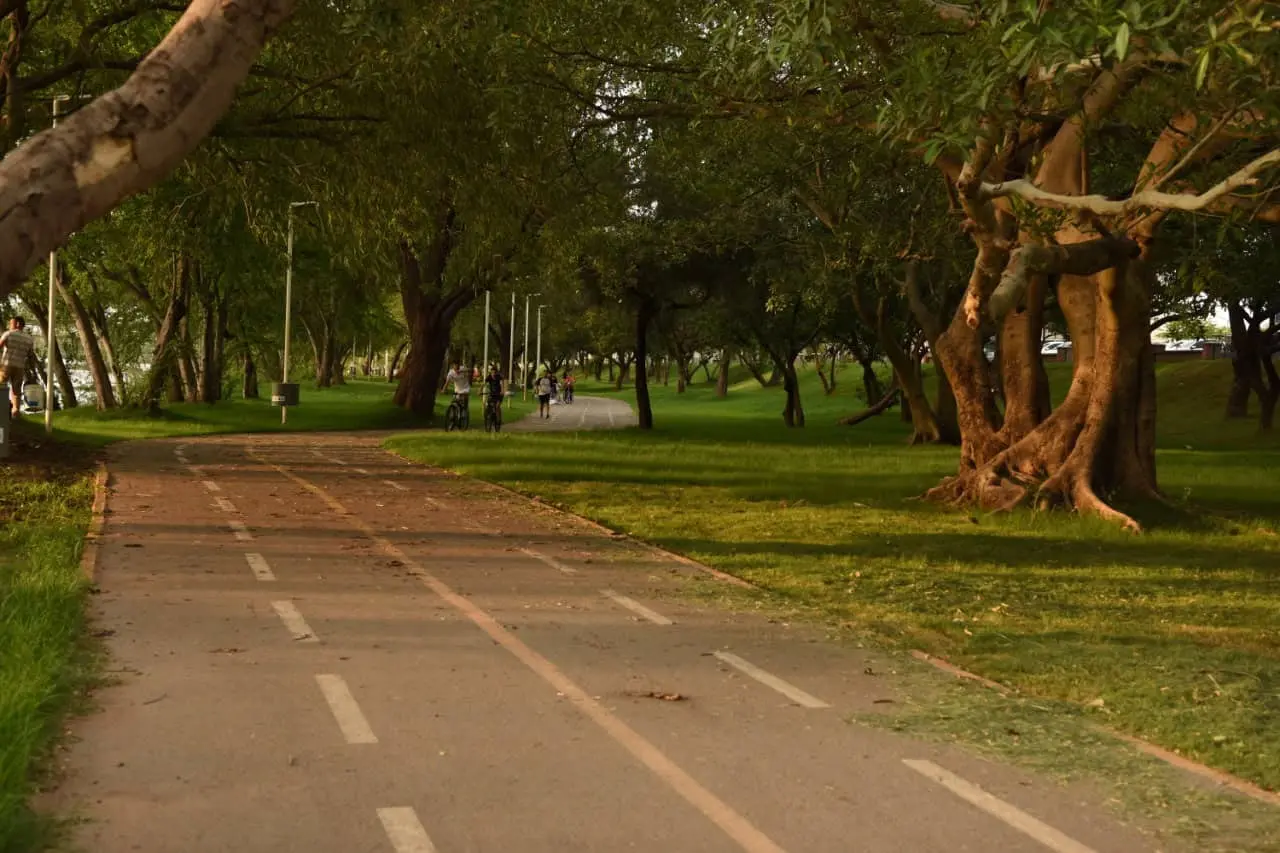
444;393;470;432
483;392;503;433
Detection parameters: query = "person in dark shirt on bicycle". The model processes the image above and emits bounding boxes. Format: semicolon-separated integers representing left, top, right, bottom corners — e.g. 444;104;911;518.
484;366;504;406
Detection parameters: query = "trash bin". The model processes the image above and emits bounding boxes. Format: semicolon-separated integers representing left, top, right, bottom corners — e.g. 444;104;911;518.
22;382;43;414
271;382;300;407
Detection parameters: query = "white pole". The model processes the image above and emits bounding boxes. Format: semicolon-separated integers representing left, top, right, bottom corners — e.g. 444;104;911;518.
281;206;295;425
45;96;69;434
536;305;544;379
482;290;491;375
522;294;532;401
507;293;516;408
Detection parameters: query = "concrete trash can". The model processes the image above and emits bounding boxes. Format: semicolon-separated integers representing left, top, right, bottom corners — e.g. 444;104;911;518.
271;382;300;407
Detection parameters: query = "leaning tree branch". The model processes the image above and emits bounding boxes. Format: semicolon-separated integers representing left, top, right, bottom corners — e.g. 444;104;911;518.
980;148;1280;218
989;236;1141;323
0;0;297;300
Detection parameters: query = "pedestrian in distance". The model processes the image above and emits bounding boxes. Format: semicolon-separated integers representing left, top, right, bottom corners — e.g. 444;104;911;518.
535;370;553;419
0;316;35;418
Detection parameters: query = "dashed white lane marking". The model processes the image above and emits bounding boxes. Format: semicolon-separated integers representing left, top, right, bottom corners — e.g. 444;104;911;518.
314;674;378;744
228;520;253;542
712;652;830;709
608;411;616;427
272;601;319;643
520;546;577;575
311;449;348;466
383;480;410;492
353;467;371;475
245;553;276;581
602;590;673;625
252;449;788;853
903;760;1098;853
213;497;238;514
377;807;439;853
202;480;221;493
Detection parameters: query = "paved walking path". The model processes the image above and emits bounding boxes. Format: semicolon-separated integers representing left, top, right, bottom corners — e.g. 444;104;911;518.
506;394;637;432
51;425;1175;852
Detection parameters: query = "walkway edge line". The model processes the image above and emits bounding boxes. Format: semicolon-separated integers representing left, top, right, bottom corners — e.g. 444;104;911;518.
417;461;754;589
910;649;1280;807
81;462;109;582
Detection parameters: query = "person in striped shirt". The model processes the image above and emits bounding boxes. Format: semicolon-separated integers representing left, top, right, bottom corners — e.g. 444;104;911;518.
0;316;35;416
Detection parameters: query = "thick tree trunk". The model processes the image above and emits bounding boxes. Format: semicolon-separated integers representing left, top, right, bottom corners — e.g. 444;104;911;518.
744;361;767;386
56;269;116;409
1226;303;1259;419
394;313;449;416
388;342;407;382
934;364;961;445
142;257;190;413
613;357;632;391
51;335;77;410
859;357;883;403
0;0;298;300
392;234;475;418
176;315;198;401
716;349;732;397
930;262;1158;530
243;352;259;399
94;309;128;401
1260;347;1278;431
199;291;220;403
634;305;654;430
781;358;805;427
853;290;943;444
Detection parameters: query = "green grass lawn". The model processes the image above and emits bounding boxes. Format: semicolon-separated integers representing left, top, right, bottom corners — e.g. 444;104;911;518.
47;379;417;446
0;442;96;850
46;379;537;446
388;359;1280;796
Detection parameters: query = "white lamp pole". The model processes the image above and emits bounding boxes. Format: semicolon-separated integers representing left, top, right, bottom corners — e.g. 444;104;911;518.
282;201;317;425
536;304;547;379
507;293;516;408
522;292;539;400
482;289;491;375
44;95;71;434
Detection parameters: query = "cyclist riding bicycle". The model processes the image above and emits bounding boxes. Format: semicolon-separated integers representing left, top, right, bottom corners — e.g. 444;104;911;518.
443;361;472;406
483;365;504;414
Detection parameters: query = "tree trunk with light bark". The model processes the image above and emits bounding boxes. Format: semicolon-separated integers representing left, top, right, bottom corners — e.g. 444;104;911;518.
55;269;116;409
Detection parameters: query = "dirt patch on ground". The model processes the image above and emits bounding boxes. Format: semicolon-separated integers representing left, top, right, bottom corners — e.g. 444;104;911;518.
1;420;99;522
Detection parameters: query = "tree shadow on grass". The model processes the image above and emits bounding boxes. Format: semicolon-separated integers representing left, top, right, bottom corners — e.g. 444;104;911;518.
655;532;1280;578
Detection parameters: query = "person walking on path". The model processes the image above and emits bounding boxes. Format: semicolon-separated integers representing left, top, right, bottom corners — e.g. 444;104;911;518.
535;370;553;419
0;316;35;417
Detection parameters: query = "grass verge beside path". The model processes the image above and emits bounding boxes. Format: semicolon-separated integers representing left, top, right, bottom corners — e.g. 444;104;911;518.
0;430;96;851
48;380;534;446
49;380;417;446
388;361;1280;802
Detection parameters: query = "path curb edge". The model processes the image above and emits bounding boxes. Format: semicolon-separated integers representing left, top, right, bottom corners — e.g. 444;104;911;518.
911;647;1279;807
81;462;109;583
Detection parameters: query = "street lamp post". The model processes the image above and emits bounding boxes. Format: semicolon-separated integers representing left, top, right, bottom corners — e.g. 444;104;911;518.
536;304;547;382
482;289;491;375
521;292;539;401
507;293;516;409
280;201;317;425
